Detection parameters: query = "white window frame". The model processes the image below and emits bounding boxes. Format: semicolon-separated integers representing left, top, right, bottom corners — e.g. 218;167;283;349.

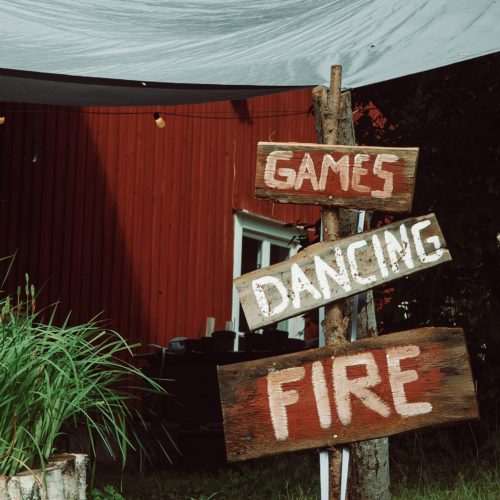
232;210;305;350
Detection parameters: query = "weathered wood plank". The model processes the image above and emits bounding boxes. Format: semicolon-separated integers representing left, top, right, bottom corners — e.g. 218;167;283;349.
255;142;419;212
218;327;478;462
235;213;450;331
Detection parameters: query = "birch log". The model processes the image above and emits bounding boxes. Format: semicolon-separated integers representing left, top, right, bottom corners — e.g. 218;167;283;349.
0;454;87;500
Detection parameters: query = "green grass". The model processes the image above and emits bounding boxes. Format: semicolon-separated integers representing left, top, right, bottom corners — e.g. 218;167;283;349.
393;468;500;500
391;431;500;500
94;436;500;499
94;452;319;499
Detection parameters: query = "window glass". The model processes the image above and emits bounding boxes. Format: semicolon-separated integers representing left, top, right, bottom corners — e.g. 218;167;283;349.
242;236;262;273
270;244;289;266
233;212;305;345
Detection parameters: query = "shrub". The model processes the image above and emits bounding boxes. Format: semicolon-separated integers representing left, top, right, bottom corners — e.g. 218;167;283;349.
0;272;169;476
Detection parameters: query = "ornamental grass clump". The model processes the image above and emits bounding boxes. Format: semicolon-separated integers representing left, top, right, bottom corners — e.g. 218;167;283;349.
0;274;167;477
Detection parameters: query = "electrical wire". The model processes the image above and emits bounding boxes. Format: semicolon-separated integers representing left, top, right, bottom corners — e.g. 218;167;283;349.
0;108;311;120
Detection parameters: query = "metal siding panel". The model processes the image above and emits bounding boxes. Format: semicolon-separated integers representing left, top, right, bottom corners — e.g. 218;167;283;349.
59;109;79;322
38;107;57;302
148;112;163;345
49;107;65;306
0;89;320;346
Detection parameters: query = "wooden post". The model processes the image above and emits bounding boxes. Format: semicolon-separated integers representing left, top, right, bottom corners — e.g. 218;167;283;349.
312;65;391;500
314;65;348;346
313;68;391;500
313;64;347;499
333;80;392;500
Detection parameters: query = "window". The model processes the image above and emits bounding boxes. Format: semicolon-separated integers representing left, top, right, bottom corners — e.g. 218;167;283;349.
232;211;305;349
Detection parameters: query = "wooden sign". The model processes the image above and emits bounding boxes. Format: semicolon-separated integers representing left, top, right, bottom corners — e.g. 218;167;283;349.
218;327;478;462
255;142;419;212
234;213;450;331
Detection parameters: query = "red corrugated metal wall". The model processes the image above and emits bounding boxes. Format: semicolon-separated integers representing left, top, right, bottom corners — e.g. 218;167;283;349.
0;89;320;345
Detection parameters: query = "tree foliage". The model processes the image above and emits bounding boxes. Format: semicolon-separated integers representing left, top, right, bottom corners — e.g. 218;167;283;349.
353;53;500;416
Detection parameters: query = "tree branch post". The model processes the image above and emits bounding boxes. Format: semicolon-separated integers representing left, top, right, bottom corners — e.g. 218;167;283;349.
313;64;348;500
313;65;390;500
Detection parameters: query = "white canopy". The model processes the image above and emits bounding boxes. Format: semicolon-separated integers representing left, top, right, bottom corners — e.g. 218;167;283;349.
1;0;499;105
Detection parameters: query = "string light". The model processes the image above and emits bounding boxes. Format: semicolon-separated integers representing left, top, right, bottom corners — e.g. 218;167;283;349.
0;108;309;120
153;112;166;128
0;107;319;129
0;107;362;128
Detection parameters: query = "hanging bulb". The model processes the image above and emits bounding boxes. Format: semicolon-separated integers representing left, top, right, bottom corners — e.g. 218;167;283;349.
153;112;165;129
0;114;5;125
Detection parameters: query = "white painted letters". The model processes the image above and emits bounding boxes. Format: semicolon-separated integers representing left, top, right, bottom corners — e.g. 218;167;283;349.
243;215;448;329
333;353;391;425
347;239;377;285
386;345;432;417
411;220;444;263
371;234;389;278
372;154;396;198
294;153;320;191
265;344;434;442
252;276;289;317
267;366;305;440
312;361;332;429
264;151;295;189
319;154;350;191
291;263;321;309
314;250;351;299
352;154;371;193
262;150;404;201
384;224;414;273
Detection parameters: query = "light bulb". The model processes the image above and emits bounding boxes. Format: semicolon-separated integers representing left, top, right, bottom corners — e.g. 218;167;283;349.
153;112;165;129
0;115;5;125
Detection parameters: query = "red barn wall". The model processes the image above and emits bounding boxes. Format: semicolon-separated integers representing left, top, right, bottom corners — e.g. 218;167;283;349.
0;89;320;345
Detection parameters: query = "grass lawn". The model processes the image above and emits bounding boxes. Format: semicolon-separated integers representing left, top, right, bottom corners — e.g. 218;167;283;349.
92;430;500;499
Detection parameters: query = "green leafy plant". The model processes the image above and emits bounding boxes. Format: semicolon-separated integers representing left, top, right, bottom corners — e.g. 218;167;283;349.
91;485;126;500
189;494;219;500
353;53;500;418
0;269;171;477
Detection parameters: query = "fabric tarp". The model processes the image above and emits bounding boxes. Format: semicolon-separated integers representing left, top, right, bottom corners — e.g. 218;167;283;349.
1;0;499;106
